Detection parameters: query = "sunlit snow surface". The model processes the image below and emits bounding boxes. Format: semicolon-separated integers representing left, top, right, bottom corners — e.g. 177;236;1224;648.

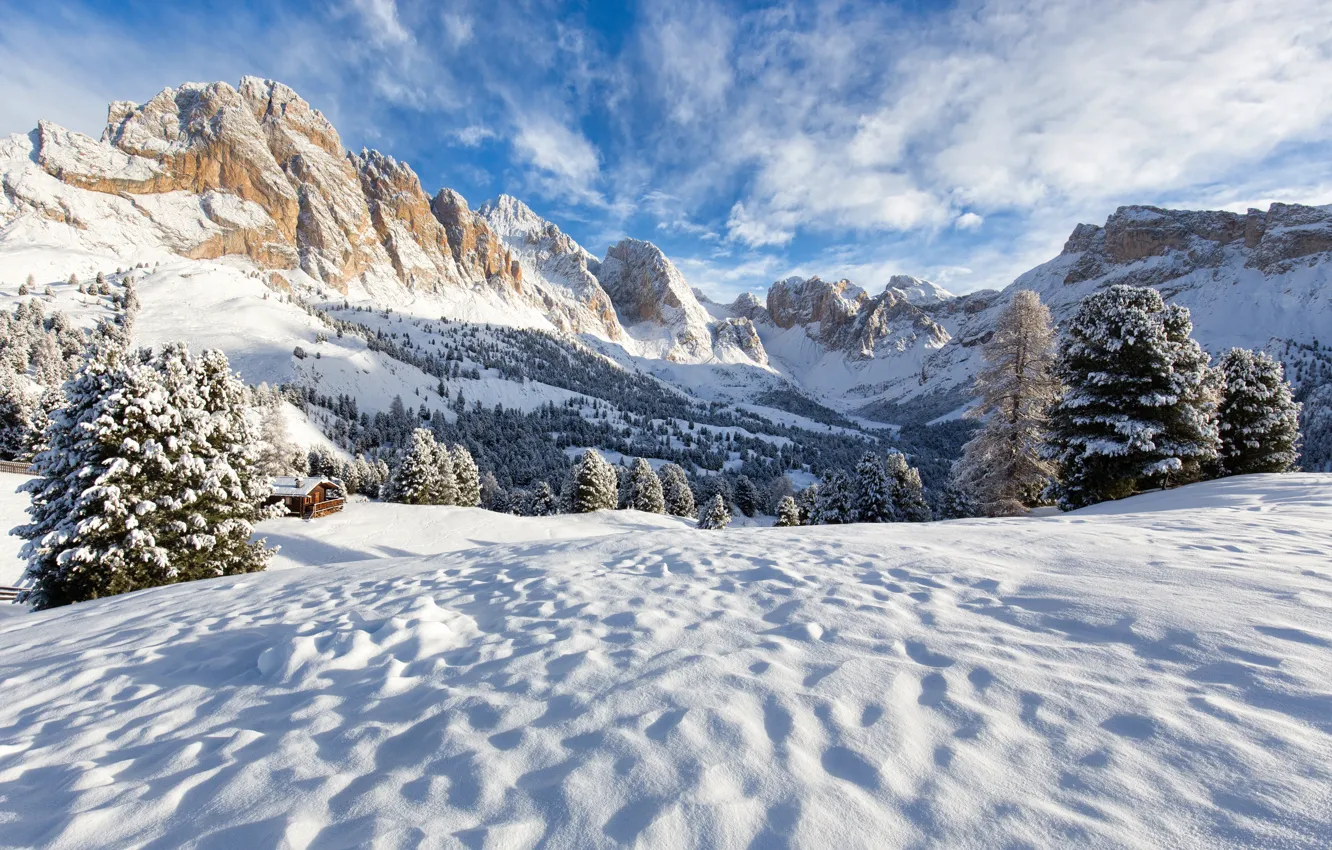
0;475;1330;848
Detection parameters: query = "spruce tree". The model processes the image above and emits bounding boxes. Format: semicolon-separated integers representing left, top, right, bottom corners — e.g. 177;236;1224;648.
529;481;559;516
937;482;979;519
1046;285;1220;509
953;290;1061;516
733;475;761;517
657;462;696;518
813;469;855;524
1216;348;1301;474
775;495;801;527
795;484;818;524
451;444;482;506
389;429;440;504
0;361;34;460
569;449;618;512
697;493;732;530
19;343;272;609
853;452;895;523
627;458;665;513
430;439;458;505
887;453;932;522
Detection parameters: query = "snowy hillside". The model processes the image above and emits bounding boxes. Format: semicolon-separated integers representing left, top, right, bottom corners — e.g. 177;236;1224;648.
0;474;1328;848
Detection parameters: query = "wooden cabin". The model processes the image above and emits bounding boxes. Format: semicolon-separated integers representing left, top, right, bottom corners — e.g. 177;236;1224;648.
269;476;346;519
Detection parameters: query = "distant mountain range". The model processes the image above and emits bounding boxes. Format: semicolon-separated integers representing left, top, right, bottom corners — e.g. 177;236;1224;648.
3;77;1330;460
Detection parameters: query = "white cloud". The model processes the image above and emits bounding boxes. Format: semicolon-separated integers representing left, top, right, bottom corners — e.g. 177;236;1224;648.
452;125;497;147
513;118;602;201
726;202;794;247
347;0;410;45
954;212;984;231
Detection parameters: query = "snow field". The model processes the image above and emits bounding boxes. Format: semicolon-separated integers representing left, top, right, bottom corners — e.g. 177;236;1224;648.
0;472;30;586
0;475;1328;847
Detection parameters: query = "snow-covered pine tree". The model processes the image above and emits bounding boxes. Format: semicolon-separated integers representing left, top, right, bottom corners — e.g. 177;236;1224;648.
627;457;665;513
887;453;932;521
19;342;272;609
796;484;818;525
1299;384;1332;472
953;290;1061;516
1046;285;1220;509
813;469;856;524
388;428;440;505
0;361;34;460
853;452;895;523
165;346;274;582
1216;348;1302;475
657;462;696;518
569;448;618;512
451;444;481;506
733;475;761;517
480;471;505;510
430;439;458;505
696;493;732;530
937;482;980;519
529;481;559;516
775;495;801;527
255;395;297;476
307;445;338;478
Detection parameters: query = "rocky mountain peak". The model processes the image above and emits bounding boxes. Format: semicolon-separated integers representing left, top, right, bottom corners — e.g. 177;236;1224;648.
597;239;727;362
886;275;954;305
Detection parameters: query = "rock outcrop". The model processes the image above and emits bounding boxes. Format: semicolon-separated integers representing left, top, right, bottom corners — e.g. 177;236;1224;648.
765;275;949;361
596;238;718;362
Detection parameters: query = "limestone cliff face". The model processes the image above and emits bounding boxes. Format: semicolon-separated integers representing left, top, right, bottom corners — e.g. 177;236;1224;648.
764;275;950;361
767;276;867;345
596;238;717;362
430;189;522;292
479;195;624;340
353;149;461;291
1062;203;1332;285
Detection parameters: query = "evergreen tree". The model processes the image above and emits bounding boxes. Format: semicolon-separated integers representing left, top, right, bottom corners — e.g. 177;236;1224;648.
451;444;482;506
733;475;760;517
1216;348;1301;474
853;452;895;523
657;462;696;518
0;361;34;459
697;493;732;530
568;448;618;512
255;394;297;476
480;471;505;510
775;495;801;527
813;469;855;524
937;482;980;519
388;428;440;504
19;343;272;609
887;453;932;522
307;445;338;478
529;481;559;516
430;439;458;505
953;290;1061;516
795;484;818;525
1046;285;1220;509
627;457;665;513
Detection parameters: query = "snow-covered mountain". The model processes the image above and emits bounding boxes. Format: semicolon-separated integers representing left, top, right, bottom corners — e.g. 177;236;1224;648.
4;75;1331;456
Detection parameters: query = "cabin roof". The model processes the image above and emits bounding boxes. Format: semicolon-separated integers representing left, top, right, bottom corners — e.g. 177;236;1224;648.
271;476;341;497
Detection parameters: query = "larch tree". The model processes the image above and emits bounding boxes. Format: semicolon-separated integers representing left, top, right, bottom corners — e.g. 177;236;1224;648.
1046;285;1220;509
952;290;1061;516
1216;348;1302;474
627;458;665;513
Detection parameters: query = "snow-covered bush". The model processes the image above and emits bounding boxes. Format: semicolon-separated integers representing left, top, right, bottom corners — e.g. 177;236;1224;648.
1046;285;1220;510
1217;348;1301;475
696;494;732;530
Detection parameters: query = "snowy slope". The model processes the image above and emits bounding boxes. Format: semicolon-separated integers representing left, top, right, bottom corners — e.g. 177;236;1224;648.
0;474;1328;848
0;472;30;585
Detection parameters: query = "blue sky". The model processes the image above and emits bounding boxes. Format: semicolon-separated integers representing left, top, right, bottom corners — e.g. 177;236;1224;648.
4;0;1332;300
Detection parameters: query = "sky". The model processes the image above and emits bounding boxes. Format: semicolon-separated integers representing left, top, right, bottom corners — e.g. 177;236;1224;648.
3;0;1332;301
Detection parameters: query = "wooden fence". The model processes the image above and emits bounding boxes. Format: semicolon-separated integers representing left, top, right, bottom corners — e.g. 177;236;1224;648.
0;587;22;603
0;460;33;475
303;498;346;520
